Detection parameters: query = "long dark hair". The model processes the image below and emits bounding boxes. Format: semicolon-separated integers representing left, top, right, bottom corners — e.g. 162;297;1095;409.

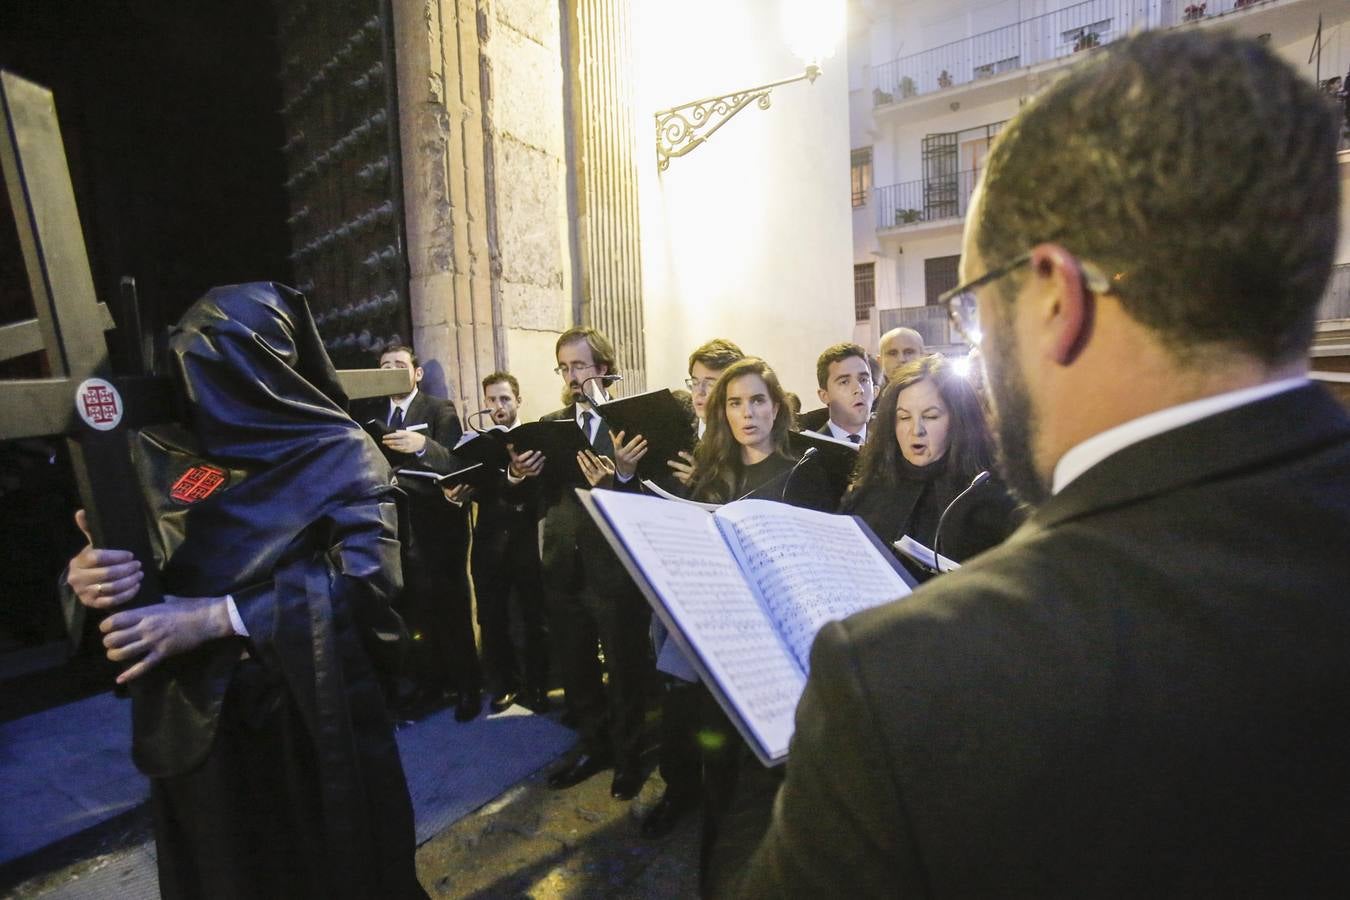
843;354;993;506
689;357;795;503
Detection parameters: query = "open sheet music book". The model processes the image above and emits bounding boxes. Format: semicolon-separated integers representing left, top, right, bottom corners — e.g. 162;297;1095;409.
580;489;916;766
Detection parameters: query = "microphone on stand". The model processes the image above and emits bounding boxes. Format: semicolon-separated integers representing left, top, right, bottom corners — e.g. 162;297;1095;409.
932;470;991;573
579;373;623;406
779;447;820;502
468;408;497;434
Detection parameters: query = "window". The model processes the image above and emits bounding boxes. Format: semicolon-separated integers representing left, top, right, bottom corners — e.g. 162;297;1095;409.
851;147;872;208
924;255;960;306
854;263;876;322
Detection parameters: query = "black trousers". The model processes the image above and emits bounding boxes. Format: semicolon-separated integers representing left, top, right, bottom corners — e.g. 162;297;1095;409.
471;510;548;695
546;567;652;767
658;677;705;800
402;506;480;699
150;658;424;900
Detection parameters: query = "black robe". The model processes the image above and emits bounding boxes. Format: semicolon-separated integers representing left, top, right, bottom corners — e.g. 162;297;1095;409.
122;283;423;899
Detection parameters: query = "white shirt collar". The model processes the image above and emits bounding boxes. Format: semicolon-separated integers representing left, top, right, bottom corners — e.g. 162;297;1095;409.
575;401;606;440
1052;377;1308;494
697;418;707;440
390;386;419;417
826;419;867;443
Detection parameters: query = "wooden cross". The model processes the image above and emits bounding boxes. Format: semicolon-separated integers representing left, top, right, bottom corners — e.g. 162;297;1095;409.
0;70;410;647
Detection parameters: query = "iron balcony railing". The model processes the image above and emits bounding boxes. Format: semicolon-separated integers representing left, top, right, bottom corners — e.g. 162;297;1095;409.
1319;264;1350;320
875;169;982;231
872;0;1265;107
878;305;958;347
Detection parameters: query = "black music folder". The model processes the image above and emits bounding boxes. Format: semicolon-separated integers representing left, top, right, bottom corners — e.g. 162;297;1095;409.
592;388;697;480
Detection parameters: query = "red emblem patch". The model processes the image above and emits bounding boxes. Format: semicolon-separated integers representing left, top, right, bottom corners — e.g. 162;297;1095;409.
170;465;228;503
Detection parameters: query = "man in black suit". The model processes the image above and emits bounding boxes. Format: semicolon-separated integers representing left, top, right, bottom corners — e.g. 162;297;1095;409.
510;327;653;800
813;342;874;444
470;371;550;715
354;345;481;722
729;31;1350;896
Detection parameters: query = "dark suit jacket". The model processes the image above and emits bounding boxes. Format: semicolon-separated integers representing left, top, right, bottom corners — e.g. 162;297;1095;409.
733;384;1350;898
352;389;465;560
537;404;614;590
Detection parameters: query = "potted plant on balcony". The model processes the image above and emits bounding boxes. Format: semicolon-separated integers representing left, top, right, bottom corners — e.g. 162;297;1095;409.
937;70;953;89
1183;2;1206;21
899;76;917;98
873;87;895;106
895;208;922;225
1233;0;1258;8
1073;31;1100;52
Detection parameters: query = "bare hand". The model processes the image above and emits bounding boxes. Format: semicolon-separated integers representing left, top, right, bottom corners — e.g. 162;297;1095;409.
577;449;616;489
442;483;474;505
101;595;234;684
508;445;545;479
68;509;143;610
666;450;696;486
382;429;427;454
609;430;649;480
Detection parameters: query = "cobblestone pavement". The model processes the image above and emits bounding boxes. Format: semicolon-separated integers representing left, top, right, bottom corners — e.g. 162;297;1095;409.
416;768;700;899
4;762;701;899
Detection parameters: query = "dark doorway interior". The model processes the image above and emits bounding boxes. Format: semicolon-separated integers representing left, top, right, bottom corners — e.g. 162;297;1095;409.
0;0;291;718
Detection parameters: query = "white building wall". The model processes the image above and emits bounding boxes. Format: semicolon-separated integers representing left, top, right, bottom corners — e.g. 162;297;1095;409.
850;0;1350;353
632;0;854;401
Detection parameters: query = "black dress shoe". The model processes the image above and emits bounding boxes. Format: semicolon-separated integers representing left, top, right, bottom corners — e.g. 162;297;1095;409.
489;690;518;714
547;752;612;790
610;765;646;801
521;687;551;714
454;692;482;722
639;792;698;839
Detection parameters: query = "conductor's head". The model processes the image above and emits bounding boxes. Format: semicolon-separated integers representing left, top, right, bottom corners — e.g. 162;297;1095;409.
958;29;1341;505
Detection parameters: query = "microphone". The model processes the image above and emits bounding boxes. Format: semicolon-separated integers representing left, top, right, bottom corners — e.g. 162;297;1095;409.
779;447;820;502
579;373;623;406
468;408;497;434
932;470;991;573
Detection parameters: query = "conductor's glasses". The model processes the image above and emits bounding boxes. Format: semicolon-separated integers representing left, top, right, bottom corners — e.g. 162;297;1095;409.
554;362;596;376
684;376;717;394
944;252;1115;346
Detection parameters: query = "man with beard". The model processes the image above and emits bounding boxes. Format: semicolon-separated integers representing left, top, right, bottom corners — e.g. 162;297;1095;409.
512;328;653;801
724;30;1350;897
469;372;550;714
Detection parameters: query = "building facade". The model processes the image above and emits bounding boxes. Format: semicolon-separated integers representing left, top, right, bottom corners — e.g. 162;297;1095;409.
846;0;1350;370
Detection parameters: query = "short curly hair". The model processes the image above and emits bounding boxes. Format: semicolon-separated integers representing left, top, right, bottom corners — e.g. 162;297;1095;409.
976;29;1341;364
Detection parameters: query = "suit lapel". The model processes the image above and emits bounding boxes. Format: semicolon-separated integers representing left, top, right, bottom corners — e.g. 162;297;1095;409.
1020;385;1350;538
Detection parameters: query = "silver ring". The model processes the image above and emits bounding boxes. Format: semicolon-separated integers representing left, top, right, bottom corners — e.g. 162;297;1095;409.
95;582;103;597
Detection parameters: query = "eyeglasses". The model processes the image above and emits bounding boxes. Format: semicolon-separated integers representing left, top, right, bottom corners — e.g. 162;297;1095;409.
684;376;718;393
553;362;596;376
942;252;1114;346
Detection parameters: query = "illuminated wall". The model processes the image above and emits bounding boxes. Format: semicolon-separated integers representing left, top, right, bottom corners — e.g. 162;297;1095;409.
631;0;855;402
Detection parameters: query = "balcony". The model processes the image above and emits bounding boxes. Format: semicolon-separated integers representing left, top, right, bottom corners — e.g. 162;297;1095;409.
871;0;1280;109
875;169;982;233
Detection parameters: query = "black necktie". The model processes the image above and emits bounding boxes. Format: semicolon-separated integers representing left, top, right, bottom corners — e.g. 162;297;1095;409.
580;411;595;445
847;433;862;444
389;406;404;431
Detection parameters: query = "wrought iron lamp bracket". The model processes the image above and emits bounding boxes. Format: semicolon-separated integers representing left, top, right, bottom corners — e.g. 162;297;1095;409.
655;64;821;171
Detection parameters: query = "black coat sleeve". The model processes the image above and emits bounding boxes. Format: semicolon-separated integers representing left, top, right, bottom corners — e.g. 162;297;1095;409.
728;620;924;898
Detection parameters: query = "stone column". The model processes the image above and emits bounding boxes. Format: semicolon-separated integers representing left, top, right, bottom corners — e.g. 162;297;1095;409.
566;0;646;390
389;0;500;414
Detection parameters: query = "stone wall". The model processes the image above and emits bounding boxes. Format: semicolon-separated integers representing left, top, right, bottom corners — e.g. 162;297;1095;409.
391;0;571;418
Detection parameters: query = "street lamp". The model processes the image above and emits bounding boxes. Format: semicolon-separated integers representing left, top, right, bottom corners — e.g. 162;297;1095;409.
654;0;844;171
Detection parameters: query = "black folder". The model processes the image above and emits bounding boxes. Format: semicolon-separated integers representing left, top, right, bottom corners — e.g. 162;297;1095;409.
505;419;591;485
396;462;499;490
450;429;512;470
592;388;697;481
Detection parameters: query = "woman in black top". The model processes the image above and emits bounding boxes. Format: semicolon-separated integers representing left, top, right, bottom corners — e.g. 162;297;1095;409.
841;354;1023;577
688;357;832;510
